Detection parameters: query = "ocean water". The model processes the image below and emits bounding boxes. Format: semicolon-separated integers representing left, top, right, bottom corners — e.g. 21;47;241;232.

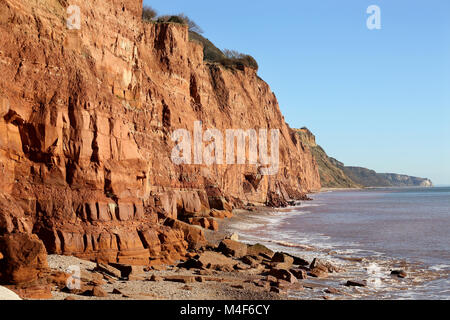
227;187;450;300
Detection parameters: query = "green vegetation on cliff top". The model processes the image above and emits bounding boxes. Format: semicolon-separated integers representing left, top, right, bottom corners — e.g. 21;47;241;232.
142;5;258;71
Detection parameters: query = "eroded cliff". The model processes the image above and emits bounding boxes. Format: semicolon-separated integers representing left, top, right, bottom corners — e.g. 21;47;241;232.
297;128;432;189
296;128;360;189
0;0;320;278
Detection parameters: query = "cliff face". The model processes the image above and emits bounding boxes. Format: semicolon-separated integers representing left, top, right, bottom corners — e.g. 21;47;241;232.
297;128;433;189
380;174;432;187
341;168;433;188
0;0;320;270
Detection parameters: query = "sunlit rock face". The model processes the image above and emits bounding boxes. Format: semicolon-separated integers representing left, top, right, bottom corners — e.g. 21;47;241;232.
0;0;320;266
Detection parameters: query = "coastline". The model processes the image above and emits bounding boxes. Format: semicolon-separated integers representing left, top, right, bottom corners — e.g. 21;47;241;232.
19;189;447;300
29;205;354;301
320;188;362;192
321;186;436;192
45;254;284;301
217;192;449;300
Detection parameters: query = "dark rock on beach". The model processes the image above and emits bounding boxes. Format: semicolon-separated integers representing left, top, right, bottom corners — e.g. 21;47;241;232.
271;252;294;266
345;280;367;287
290;268;308;280
269;268;298;284
95;263;122;279
218;239;248;258
310;258;341;273
309;268;329;279
391;270;407;278
247;244;275;259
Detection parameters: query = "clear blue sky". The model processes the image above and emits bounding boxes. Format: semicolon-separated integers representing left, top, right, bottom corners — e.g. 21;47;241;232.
145;0;450;185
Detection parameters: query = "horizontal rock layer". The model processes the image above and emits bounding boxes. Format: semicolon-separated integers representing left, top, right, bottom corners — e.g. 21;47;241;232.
0;0;320;271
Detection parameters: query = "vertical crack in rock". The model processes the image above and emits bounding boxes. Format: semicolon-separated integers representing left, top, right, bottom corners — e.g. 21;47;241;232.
0;0;320;274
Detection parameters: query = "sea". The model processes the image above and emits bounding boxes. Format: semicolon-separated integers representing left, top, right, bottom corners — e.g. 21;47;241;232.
227;187;450;300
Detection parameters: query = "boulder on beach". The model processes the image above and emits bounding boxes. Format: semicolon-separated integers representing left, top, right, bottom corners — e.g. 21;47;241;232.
95;263;122;279
345;280;367;287
269;268;298;284
309;268;329;279
310;258;341;273
271;252;294;266
91;286;108;297
288;254;310;267
179;251;237;271
290;268;308;280
391;270;407;278
108;264;145;279
0;233;49;285
218;239;247;258
241;255;261;268
247;244;274;259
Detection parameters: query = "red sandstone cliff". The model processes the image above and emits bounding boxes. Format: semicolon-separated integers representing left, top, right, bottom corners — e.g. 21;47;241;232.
0;0;320;277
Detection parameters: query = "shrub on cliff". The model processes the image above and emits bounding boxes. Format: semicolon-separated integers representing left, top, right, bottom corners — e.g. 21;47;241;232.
142;5;157;22
154;13;258;71
157;14;203;34
187;33;259;71
220;49;259;71
189;31;226;62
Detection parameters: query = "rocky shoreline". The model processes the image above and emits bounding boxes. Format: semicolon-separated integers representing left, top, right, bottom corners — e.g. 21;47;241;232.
0;0;441;302
220;205;448;300
1;205;414;301
46;229;350;301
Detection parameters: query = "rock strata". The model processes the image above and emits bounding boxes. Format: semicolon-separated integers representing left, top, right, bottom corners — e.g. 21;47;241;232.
0;0;320;293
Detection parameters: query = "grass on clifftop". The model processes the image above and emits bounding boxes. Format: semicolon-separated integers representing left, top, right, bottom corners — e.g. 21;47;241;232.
189;32;259;71
142;6;258;71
